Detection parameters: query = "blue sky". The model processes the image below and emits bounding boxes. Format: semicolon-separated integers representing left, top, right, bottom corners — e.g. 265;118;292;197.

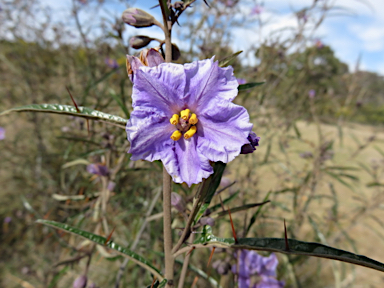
37;0;384;75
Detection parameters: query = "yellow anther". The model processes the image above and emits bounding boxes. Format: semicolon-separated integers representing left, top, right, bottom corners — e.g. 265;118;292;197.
184;126;197;139
171;130;182;141
189;113;198;125
180;109;190;120
170;114;179;125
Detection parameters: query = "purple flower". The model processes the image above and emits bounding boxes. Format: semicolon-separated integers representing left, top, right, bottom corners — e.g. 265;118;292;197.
4;216;12;223
73;275;87;288
255;276;285;288
232;250;284;288
0;127;5;140
220;0;237;8
171;192;186;213
308;89;316;98
314;39;324;49
251;5;263;15
107;181;116;191
241;132;260;154
126;57;252;186
87;164;108;176
105;58;119;69
237;78;247;85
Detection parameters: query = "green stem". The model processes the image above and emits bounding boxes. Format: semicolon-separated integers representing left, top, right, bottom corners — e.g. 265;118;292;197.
159;1;174;287
162;166;174;287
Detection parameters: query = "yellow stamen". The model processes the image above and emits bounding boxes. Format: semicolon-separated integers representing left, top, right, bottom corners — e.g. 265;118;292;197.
180;109;190;120
171;130;182;141
184;126;197;139
189;113;198;125
170;114;179;125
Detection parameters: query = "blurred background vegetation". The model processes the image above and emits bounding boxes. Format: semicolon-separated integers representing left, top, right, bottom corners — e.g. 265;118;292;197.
1;0;384;287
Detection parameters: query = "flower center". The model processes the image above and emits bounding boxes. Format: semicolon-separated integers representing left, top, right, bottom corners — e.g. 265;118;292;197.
170;108;198;141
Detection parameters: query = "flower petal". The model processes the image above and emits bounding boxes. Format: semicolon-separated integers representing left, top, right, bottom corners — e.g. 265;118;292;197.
169;137;213;187
197;101;252;163
127;106;175;161
183;57;238;111
132;63;186;115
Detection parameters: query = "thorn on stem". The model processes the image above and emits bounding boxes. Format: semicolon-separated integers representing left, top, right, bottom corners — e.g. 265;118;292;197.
150;277;157;288
104;226;116;246
186;246;195;256
219;196;238;243
191;276;199;288
284;219;290;251
207;247;215;268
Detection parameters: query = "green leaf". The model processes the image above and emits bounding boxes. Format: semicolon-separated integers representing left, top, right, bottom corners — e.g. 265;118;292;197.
246;191;271;234
48;266;69;288
191;226;384;274
214;201;270;218
174;259;222;288
208;191;239;213
0;104;128;126
36;220;164;281
238;82;265;91
293;122;301;139
193;162;227;224
146;279;167;288
218;50;243;67
109;88;130;119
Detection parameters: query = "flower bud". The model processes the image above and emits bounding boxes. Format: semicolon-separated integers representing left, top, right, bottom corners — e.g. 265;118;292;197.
240;132;260;154
171;192;186;213
126;48;164;82
129;36;153;49
122;8;156;28
73;275;87;288
87;163;108;176
200;216;215;227
172;44;181;61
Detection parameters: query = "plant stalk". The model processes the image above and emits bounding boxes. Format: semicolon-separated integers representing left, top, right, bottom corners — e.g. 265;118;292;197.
163;166;174;287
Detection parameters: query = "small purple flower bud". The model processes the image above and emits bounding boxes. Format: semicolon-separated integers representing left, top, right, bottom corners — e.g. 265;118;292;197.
241;132;260;154
299;151;313;159
4;216;12;223
314;39;324;49
171;192;186;213
129;35;153;49
73;275;87;288
107;181;116;191
308;89;316;98
0;127;5;140
251;5;263;15
212;259;231;275
87;164;108;176
237;78;247;85
200;216;215;227
88;283;99;288
105;58;119;69
122;8;156;28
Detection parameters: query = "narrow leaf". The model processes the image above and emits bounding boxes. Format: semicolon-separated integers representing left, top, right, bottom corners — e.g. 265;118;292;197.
218;50;243;67
146;279;167;288
238;82;265;91
190;226;384;274
109;88;130;119
0;104;128;126
246;191;271;234
193;162;226;224
36;220;164;281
